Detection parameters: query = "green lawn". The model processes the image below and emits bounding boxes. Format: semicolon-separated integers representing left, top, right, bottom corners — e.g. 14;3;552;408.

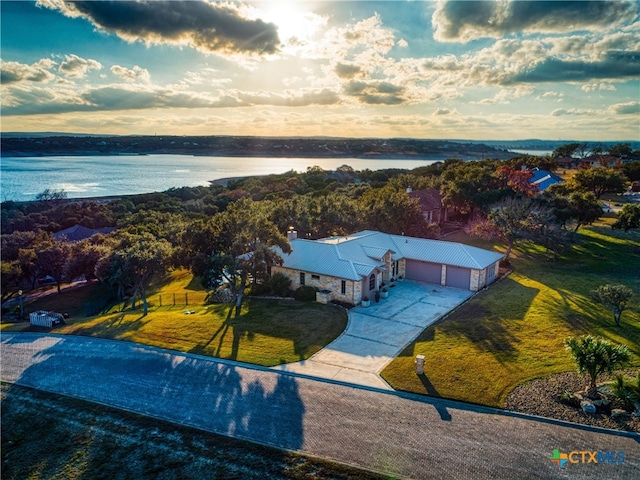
1;270;347;367
381;220;640;407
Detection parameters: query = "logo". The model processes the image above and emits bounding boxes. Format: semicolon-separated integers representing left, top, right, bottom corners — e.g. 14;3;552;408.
550;449;569;468
550;449;625;468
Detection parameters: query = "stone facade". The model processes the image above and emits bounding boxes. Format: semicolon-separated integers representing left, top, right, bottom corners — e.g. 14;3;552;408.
470;262;498;291
470;269;480;291
478;268;487;289
271;265;361;304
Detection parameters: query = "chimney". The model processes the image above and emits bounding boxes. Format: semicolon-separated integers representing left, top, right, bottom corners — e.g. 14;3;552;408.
287;228;298;241
406;186;413;193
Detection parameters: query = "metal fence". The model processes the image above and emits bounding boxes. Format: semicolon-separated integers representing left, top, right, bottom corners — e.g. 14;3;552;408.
155;292;208;306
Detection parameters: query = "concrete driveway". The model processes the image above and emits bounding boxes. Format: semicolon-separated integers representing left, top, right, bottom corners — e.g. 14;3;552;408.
272;280;472;389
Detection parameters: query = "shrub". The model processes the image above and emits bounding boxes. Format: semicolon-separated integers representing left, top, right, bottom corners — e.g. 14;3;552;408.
558;391;581;408
250;282;269;296
610;372;640;410
267;273;292;297
294;286;317;302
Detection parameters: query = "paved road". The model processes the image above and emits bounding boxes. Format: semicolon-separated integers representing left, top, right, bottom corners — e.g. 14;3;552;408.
2;333;638;480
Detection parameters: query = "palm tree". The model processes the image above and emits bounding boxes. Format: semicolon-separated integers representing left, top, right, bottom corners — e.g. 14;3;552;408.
564;335;631;399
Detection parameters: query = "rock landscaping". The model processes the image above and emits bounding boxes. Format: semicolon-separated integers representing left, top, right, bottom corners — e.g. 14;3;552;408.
505;370;639;433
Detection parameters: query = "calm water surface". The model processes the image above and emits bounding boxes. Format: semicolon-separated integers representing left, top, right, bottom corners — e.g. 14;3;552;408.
1;154;440;202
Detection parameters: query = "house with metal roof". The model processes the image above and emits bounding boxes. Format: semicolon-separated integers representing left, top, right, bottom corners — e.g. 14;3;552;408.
272;230;503;305
529;168;564;192
53;224;116;243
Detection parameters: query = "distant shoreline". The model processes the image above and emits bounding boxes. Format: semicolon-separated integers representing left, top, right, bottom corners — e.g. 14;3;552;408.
0;150;505;161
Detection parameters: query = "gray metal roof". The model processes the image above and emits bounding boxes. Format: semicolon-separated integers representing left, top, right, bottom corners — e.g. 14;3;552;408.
274;240;362;280
276;230;503;280
362;245;393;260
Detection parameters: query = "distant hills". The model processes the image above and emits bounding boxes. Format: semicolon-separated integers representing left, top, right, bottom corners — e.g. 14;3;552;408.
1;134;638;159
1;134;513;160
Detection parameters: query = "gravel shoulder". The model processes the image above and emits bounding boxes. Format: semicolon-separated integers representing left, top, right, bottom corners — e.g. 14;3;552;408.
505;370;640;433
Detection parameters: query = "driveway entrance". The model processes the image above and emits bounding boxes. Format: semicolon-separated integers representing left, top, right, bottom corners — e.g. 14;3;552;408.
272;281;472;389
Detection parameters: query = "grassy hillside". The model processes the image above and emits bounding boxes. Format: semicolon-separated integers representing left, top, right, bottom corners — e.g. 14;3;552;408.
382;219;640;407
1;270;348;367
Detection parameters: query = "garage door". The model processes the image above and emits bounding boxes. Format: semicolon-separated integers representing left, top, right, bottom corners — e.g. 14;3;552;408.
446;266;471;290
405;260;441;284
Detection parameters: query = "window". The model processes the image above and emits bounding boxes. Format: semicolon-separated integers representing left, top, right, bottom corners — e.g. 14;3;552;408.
312;274;320;280
341;281;346;295
300;272;305;286
369;273;376;290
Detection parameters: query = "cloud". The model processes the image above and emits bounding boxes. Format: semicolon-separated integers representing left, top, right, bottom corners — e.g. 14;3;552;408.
343;80;405;105
421;38;640;89
110;65;150;83
37;0;280;55
320;14;396;59
58;54;102;78
1;83;238;115
236;88;340;107
551;108;597;116
608;101;640;115
0;59;56;84
535;91;564;102
507;51;640;84
433;0;639;42
1;82;341;115
581;82;617;92
334;62;362;79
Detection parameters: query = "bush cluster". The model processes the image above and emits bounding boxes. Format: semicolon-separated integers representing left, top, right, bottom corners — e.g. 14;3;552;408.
294;286;317;302
251;273;292;297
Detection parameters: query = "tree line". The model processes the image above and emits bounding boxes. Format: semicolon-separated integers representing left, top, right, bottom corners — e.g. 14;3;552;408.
2;154;639;313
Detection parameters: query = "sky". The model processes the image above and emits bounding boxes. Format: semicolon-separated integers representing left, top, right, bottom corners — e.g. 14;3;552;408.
1;0;639;140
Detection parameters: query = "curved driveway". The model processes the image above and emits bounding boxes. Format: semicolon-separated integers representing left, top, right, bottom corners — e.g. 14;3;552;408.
2;333;638;480
273;281;472;389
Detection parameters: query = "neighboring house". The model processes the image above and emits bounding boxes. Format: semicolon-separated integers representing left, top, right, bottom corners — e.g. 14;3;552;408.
580;155;620;168
554;156;579;169
53;224;116;242
272;230;503;305
529;168;564;192
407;188;449;225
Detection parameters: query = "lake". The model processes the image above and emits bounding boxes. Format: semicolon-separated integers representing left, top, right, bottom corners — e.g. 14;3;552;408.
0;154;441;202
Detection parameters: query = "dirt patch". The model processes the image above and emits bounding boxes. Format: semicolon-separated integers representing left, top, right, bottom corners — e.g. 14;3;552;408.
505;370;639;433
1;383;387;480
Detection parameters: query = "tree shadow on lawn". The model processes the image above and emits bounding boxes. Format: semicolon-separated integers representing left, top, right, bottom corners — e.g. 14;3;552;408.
185;275;206;292
65;312;150;339
435;278;539;364
553;288;640;353
190;306;237;358
189;300;346;364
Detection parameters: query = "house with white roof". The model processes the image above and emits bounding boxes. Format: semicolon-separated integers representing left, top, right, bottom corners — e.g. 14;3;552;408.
272;230;503;305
